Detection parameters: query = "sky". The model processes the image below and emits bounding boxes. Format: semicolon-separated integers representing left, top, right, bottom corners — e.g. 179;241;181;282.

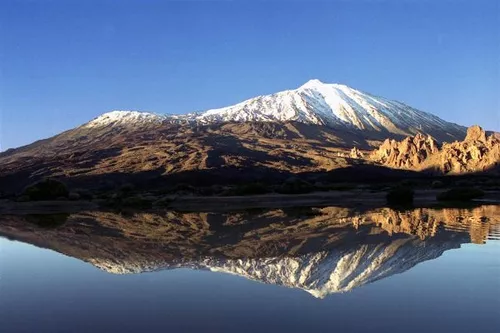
1;0;499;150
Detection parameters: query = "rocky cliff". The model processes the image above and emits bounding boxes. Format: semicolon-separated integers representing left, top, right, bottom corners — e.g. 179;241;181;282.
370;133;439;169
370;125;500;174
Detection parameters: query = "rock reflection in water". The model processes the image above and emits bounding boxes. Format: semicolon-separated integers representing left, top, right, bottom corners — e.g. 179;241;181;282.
0;205;499;298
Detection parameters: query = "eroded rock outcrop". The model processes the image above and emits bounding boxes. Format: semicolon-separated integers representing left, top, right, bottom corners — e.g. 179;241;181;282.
465;125;488;142
435;125;500;174
349;147;364;159
370;125;500;174
370;133;439;169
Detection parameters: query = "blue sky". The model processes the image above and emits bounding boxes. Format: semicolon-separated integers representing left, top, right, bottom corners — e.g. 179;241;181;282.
1;0;499;150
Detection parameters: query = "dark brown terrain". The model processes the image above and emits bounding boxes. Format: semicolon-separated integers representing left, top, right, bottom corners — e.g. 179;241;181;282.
0;120;410;193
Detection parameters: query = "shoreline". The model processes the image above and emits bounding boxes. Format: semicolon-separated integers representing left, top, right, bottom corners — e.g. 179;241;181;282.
1;189;499;214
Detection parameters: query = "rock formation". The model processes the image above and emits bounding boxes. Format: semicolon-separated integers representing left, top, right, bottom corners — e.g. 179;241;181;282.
435;125;500;174
349;147;364;159
370;133;439;169
465;125;488;142
370;125;500;174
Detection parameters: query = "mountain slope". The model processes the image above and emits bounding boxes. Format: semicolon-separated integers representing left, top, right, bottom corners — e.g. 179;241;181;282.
0;120;370;192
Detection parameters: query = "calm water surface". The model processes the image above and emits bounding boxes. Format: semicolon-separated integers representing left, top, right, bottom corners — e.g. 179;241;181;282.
0;206;499;333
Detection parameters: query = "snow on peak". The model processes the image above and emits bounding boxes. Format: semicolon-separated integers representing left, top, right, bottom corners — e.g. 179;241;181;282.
300;78;326;89
84;110;166;128
197;238;456;298
187;80;464;138
82;80;465;140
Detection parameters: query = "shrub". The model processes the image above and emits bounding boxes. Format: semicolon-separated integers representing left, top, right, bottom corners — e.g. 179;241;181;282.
98;180;117;191
152;197;174;207
436;187;485;202
386;186;414;205
197;185;224;196
173;184;196;195
232;183;270;196
455;180;475;187
120;183;135;193
122;196;153;208
68;192;81;201
431;180;445;189
23;179;69;201
276;178;314;194
99;194;154;209
15;195;30;202
25;213;69;228
399;179;416;187
75;189;94;200
158;183;196;195
282;207;322;217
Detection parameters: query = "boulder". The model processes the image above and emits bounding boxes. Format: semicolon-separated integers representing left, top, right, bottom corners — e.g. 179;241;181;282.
465;125;487;143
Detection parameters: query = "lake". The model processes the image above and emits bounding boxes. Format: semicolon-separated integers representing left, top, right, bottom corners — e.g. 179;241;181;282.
1;205;499;333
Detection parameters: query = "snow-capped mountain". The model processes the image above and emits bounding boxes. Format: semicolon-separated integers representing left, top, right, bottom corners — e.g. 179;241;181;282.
197;238;460;297
88;236;464;298
0;79;473;192
84;79;466;141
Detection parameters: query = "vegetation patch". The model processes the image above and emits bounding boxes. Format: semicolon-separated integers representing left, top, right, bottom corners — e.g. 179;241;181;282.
196;185;224;196
22;179;69;201
431;180;445;189
74;189;94;200
99;193;154;209
122;196;154;208
399;179;416;187
25;214;70;228
281;207;322;217
152;197;174;207
230;182;271;196
276;178;314;194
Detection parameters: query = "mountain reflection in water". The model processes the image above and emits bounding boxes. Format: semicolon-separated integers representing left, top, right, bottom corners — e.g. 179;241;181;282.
1;205;499;298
